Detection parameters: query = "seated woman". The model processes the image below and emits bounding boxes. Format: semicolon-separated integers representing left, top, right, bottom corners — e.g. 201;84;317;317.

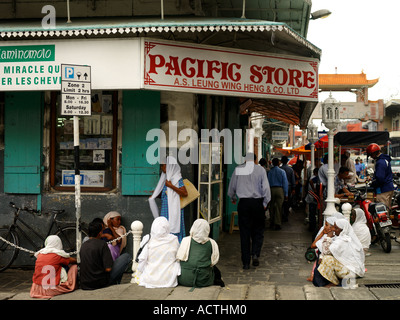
177;219;224;290
136;217;181;288
315;219;365;287
30;235;78;298
308;216;337;283
102;211;127;260
351;208;371;257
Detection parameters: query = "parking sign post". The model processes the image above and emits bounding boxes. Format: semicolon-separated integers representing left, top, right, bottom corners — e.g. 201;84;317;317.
61;64;91;263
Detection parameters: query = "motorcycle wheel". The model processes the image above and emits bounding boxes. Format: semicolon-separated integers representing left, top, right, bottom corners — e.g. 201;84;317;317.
375;223;392;253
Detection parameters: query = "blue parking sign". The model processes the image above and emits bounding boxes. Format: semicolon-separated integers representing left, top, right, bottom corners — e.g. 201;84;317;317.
65;66;74;79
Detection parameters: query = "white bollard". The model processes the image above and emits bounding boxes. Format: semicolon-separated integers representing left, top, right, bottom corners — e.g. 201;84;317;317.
341;202;352;222
130;220;143;281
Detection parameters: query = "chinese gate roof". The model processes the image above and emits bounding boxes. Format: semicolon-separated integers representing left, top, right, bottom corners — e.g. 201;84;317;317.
319;72;379;91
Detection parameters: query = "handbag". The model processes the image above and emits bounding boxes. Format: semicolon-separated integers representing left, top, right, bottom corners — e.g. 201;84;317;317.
180;179;200;209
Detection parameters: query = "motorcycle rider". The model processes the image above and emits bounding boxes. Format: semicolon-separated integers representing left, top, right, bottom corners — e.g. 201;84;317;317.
366;143;394;210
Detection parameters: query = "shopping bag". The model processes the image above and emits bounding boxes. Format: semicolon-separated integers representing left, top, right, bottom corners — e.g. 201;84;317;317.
180;179;200;209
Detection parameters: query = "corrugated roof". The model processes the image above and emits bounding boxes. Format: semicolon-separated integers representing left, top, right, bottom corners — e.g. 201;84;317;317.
0;17;321;58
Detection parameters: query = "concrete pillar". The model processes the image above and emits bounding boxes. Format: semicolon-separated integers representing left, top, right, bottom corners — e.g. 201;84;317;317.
130;220;143;280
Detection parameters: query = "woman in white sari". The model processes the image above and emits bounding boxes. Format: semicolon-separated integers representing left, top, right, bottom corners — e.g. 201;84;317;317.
148;156;188;242
316;219;365;287
136;217;181;288
351;208;371;256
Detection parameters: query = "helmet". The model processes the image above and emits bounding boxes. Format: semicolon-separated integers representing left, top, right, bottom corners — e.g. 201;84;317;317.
366;143;381;156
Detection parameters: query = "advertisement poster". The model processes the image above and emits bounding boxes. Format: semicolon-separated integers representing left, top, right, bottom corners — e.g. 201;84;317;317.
62;170;105;187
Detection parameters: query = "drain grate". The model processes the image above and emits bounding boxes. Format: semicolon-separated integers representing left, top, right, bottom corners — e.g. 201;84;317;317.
365;283;400;289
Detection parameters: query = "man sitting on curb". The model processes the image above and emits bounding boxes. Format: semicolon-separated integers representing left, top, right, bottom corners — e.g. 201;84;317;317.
80;219;132;290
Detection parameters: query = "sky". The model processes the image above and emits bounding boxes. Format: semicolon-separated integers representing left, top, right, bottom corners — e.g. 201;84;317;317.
306;0;400;103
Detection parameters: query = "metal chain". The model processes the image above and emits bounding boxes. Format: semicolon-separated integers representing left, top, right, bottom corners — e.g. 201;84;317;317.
0;235;36;255
0;230;133;256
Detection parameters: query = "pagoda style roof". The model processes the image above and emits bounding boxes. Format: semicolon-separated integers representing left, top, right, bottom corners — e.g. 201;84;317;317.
319;72;379;91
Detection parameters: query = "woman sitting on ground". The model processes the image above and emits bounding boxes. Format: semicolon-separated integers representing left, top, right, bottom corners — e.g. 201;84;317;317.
314;219;365;287
136;217;181;288
102;211;127;260
308;216;338;283
30;235;78;298
351;208;371;257
177;219;225;290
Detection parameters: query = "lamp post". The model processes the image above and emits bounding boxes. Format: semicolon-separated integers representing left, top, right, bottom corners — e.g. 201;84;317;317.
307;121;318;171
321;93;341;219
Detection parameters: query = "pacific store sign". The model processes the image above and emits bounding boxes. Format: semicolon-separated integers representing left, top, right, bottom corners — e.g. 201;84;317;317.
0;38;318;100
143;40;319;101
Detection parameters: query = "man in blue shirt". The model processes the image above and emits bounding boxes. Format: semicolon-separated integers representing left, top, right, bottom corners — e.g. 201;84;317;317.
228;153;271;269
267;158;288;230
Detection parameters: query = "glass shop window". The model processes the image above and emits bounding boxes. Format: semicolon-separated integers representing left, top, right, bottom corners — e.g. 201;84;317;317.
50;90;117;192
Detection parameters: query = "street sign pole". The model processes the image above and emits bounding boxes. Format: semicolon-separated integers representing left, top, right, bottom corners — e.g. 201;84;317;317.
74;115;81;263
61;64;91;264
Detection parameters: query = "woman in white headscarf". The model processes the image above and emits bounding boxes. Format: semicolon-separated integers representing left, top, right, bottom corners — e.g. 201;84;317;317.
102;211;127;260
177;219;224;290
316;219;365;287
136;217;181;288
148;156;188;242
309;216;338;284
30;235;78;298
351;208;371;256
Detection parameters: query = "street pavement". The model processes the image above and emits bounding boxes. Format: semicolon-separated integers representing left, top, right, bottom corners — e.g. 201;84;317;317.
1;205;400;302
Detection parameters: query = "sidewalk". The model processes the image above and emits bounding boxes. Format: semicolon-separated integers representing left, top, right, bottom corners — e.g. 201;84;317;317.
1;206;400;301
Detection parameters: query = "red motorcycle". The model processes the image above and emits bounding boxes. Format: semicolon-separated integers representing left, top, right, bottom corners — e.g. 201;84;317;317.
351;184;392;253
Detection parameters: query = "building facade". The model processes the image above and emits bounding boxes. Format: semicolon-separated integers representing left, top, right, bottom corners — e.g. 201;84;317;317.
0;0;321;266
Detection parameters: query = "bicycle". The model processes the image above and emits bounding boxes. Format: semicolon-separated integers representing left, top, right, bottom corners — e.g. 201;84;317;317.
0;202;88;272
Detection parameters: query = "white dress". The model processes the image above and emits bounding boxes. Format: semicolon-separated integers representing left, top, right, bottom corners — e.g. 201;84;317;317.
136;217;181;288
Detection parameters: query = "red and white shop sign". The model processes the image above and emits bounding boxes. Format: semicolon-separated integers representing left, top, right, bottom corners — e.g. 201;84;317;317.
143;40;319;101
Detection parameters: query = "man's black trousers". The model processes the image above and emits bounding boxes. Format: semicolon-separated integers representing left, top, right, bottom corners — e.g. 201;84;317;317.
237;198;265;266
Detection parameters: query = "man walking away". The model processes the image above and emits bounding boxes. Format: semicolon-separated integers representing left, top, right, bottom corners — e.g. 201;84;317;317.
228;153;271;270
267;158;288;230
280;156;296;222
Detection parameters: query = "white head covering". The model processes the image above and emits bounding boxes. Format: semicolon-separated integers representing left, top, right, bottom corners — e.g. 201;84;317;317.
35;235;69;258
138;217;179;269
330;219;365;277
315;217;338;252
103;211;127;253
177;219;219;266
136;217;181;288
149;156;183;233
352;208;371;249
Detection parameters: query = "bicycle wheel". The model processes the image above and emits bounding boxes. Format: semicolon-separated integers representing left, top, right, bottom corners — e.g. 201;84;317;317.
0;228;19;272
56;226;88;256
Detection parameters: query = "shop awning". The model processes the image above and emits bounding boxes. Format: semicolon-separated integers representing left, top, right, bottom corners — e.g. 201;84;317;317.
240;98;317;129
274;145;310;155
0;17;321;59
334;131;390;147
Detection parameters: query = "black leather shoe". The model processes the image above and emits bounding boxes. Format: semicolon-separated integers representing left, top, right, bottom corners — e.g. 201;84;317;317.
252;256;259;266
243;264;250;270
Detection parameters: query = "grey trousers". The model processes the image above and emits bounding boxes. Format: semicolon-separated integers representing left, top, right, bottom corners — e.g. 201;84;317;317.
270;187;284;227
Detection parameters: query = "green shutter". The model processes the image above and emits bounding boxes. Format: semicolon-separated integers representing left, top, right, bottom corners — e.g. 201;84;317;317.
4;92;43;194
121;90;160;195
